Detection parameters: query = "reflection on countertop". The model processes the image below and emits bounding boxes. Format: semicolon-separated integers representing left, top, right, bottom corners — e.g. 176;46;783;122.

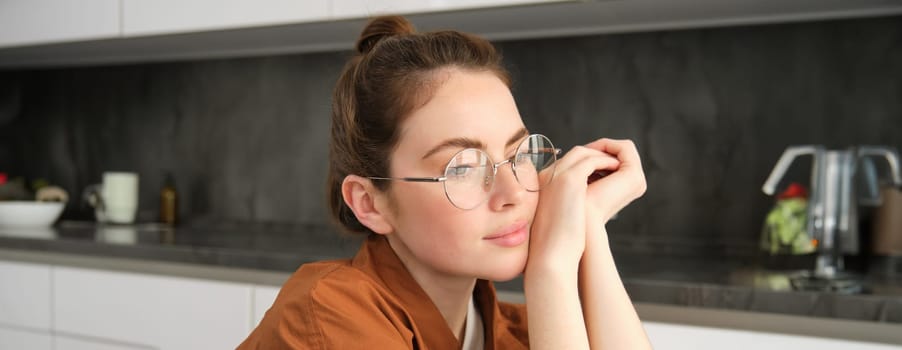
0;220;364;271
1;220;901;324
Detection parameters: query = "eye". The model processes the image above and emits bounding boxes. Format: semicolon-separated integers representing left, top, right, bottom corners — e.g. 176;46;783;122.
447;165;475;177
447;164;490;181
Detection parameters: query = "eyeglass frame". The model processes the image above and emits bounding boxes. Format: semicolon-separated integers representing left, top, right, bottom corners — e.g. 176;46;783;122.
367;134;561;210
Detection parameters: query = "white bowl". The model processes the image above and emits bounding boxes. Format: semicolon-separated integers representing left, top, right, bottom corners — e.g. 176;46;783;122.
0;201;65;228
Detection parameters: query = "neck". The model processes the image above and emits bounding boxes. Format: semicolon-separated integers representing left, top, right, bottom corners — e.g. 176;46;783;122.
386;235;477;341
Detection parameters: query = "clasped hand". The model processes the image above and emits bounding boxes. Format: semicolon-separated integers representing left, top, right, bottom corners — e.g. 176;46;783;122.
528;138;647;270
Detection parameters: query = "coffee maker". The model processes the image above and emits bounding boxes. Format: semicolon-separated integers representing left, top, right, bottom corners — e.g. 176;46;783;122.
762;145;901;292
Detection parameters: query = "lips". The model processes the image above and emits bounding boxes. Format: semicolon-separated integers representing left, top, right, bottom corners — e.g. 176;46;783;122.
484;220;529;247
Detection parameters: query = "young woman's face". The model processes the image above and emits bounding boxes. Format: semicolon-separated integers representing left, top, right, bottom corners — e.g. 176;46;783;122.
383;68;537;282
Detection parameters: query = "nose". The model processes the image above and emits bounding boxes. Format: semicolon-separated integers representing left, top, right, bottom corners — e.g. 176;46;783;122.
487;159;524;210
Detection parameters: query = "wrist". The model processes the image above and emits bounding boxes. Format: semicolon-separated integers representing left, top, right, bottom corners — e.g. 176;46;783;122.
584;222;613;258
524;253;579;283
524;263;580;297
587;204;615;227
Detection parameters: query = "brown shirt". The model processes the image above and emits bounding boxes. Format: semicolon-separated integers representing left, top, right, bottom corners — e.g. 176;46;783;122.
237;235;529;349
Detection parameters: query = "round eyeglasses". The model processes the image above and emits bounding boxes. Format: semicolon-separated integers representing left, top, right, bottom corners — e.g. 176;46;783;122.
368;134;559;210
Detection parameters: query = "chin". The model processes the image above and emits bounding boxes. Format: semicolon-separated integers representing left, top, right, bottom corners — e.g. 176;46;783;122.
478;249;528;282
485;270;524;282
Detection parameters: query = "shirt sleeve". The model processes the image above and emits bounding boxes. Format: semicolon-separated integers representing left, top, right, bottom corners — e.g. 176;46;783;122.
237;269;414;350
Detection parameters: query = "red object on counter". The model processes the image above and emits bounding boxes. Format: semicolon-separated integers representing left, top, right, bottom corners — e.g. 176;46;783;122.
0;173;6;185
777;182;808;199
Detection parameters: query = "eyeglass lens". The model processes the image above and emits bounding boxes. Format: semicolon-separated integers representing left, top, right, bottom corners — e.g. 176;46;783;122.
442;134;557;209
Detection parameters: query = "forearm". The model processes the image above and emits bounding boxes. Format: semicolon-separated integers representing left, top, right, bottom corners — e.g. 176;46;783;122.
525;261;590;350
579;224;652;349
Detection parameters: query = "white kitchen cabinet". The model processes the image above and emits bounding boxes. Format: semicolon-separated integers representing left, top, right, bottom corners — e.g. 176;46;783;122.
331;0;429;19
3;0;901;68
54;335;149;350
331;0;574;20
124;0;578;37
0;327;52;350
0;0;119;48
155;276;252;350
53;267;159;348
643;321;902;350
252;285;281;327
121;0;330;37
53;266;253;350
0;261;51;331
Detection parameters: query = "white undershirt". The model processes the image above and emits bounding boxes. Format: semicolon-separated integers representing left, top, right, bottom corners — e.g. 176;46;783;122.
461;295;485;350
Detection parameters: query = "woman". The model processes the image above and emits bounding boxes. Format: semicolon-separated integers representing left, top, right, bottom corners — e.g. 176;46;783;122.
239;15;651;350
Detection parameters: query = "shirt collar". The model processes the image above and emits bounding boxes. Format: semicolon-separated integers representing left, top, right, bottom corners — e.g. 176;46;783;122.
352;235;459;349
351;234;513;350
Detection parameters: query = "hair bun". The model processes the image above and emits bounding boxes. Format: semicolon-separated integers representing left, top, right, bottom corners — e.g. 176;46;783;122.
356;16;416;55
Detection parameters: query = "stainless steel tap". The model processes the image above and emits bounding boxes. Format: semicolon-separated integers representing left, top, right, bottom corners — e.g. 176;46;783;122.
763;145;902;279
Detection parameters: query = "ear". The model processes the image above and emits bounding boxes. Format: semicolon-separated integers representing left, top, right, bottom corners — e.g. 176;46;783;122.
341;175;395;235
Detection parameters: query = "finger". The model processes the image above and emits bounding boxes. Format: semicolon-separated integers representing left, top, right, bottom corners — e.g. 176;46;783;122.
555;146;619;174
556;153;621;185
558;146;621;184
556;145;620;170
585;163;648;205
583;139;640;164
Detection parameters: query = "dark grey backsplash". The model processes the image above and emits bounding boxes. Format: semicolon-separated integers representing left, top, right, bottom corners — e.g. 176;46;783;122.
1;15;900;258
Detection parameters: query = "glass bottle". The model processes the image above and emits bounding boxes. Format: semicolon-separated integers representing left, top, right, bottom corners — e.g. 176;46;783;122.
160;173;177;226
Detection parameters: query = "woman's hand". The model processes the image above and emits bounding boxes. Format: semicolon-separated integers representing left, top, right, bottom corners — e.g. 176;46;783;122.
576;139;654;350
527;145;622;271
525;144;622;350
583;138;647;224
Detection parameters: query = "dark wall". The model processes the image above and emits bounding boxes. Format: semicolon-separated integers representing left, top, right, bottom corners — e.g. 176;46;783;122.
1;15;900;257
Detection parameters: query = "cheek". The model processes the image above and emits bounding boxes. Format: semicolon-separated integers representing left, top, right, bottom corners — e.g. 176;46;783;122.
391;185;483;255
524;192;540;217
396;185;475;232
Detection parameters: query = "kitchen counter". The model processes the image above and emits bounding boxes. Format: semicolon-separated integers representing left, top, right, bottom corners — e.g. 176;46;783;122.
1;221;901;344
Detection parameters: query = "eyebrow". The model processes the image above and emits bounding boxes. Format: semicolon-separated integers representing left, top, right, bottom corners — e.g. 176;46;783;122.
421;127;530;160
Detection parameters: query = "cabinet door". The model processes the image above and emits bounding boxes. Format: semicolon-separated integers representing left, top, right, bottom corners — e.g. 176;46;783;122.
122;0;330;37
53;267;159;347
644;322;902;350
156;275;253;350
0;260;51;330
331;0;573;20
252;285;281;327
332;0;432;19
55;335;150;350
432;0;574;12
53;266;252;350
0;327;51;350
0;0;119;48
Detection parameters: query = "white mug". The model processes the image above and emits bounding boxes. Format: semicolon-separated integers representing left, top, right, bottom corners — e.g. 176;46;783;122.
84;172;139;224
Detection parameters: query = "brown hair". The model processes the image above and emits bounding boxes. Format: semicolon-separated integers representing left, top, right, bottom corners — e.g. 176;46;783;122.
328;15;510;235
